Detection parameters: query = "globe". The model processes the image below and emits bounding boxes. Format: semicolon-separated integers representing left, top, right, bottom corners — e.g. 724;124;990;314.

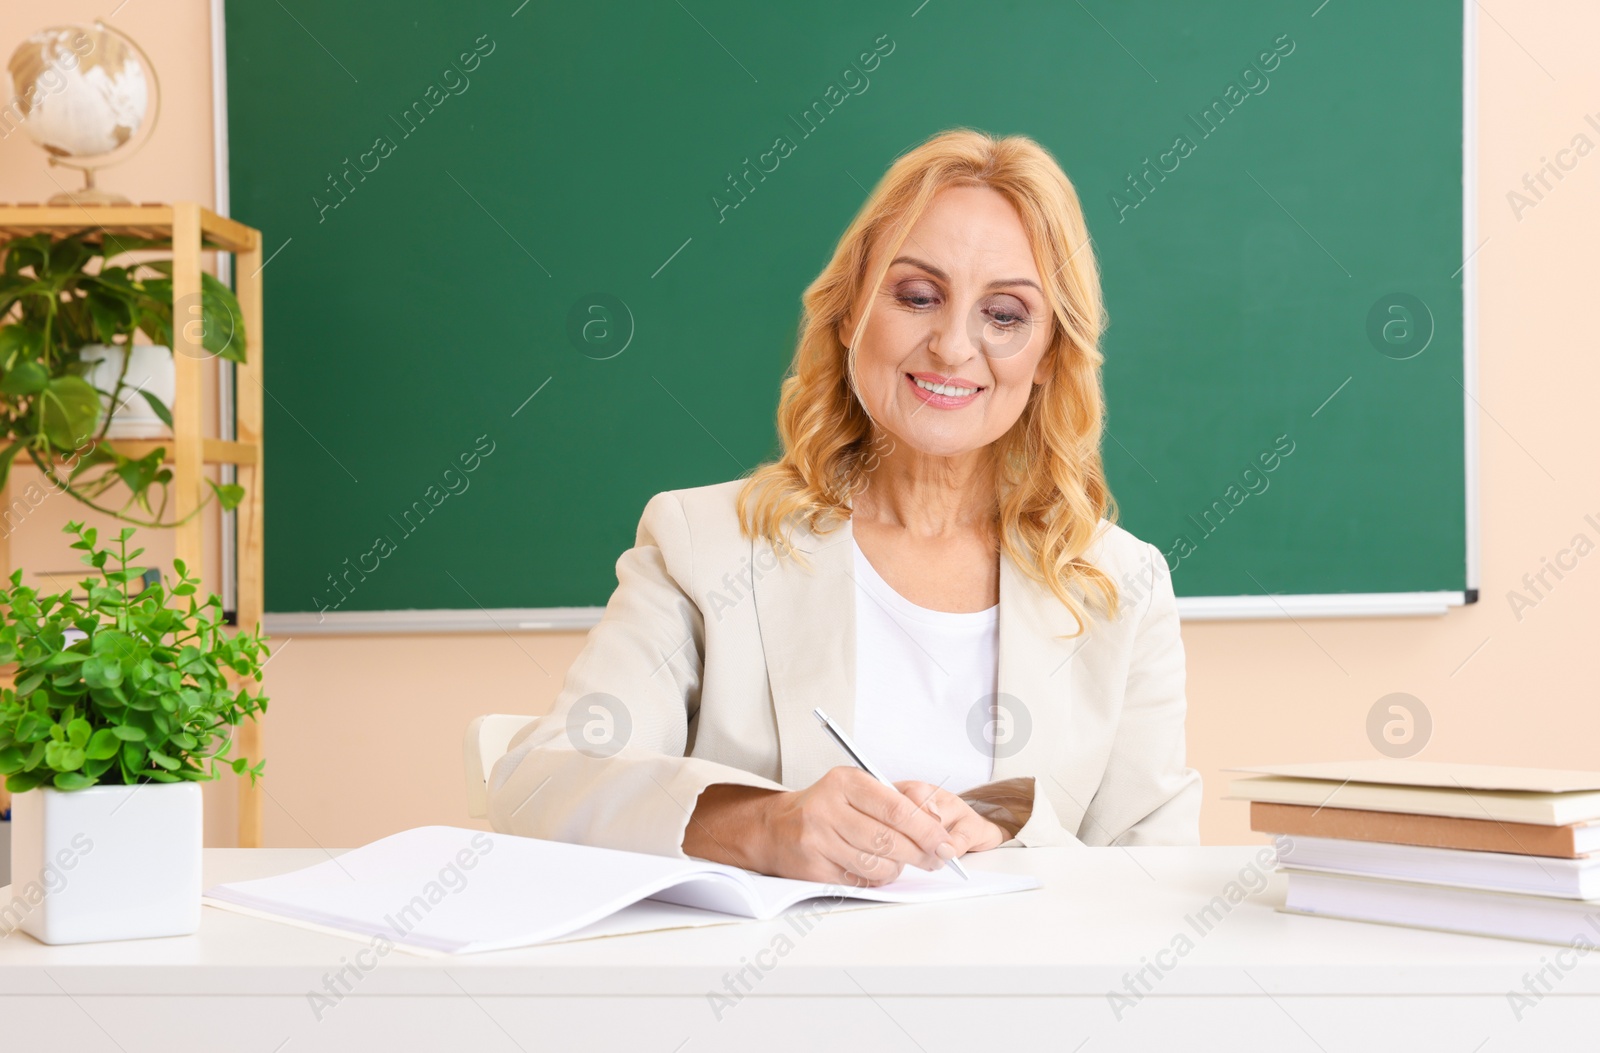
6;23;160;204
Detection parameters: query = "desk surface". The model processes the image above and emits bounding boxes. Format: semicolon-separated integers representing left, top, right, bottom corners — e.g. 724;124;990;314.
0;844;1583;991
2;845;1591;1051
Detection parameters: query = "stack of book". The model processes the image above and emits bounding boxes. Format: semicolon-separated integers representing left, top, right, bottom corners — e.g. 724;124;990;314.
1230;760;1600;946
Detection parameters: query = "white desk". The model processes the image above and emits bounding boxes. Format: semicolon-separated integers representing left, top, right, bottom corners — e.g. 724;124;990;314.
1;845;1593;1051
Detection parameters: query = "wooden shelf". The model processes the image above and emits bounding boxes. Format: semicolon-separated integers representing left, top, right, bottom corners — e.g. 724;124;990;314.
0;202;267;847
0;203;259;254
104;439;260;466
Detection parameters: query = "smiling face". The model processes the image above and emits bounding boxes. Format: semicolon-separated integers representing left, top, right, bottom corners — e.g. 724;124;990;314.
839;184;1056;461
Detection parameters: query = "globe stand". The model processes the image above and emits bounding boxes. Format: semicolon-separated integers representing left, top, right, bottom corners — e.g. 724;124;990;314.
44;165;132;208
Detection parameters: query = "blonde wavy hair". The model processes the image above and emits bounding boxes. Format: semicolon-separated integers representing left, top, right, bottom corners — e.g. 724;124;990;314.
736;128;1121;633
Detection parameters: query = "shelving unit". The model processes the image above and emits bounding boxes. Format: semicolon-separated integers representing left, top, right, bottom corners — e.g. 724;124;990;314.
0;202;266;847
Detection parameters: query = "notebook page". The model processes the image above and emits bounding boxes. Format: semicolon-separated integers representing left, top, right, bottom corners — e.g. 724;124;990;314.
204;890;758;956
658;862;1042;919
204;826;761;953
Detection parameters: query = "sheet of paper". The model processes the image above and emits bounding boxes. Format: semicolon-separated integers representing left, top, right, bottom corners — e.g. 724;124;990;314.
736;864;1041;916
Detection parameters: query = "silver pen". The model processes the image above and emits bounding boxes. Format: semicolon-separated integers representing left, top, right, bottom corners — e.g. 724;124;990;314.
813;707;969;880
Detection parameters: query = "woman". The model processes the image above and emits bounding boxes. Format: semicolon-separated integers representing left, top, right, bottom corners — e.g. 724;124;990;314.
489;128;1201;886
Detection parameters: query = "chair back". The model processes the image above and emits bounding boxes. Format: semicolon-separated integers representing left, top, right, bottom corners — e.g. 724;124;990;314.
463;714;539;818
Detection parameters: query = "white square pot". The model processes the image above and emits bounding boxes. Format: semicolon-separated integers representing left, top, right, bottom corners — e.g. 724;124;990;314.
80;343;177;439
6;782;202;944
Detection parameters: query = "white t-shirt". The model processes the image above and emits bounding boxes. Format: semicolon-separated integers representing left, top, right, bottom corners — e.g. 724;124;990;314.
850;539;998;795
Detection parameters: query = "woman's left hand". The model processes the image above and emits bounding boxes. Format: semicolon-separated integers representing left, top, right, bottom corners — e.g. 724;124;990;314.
893;780;1008;855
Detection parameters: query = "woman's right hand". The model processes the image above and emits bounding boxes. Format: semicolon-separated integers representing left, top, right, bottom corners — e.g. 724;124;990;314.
685;767;963;886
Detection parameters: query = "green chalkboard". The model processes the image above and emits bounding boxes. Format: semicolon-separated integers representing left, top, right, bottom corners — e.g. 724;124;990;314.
224;0;1466;614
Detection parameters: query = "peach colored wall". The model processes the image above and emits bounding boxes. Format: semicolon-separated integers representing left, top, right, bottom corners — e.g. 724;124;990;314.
0;1;235;843
1;3;1594;850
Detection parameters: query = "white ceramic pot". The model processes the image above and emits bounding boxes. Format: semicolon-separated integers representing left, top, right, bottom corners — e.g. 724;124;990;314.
80;342;175;439
6;782;201;944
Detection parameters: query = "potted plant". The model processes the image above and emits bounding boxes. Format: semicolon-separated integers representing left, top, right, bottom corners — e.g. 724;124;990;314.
0;231;247;525
0;521;267;944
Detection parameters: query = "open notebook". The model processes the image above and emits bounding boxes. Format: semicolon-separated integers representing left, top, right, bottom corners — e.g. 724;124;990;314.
204;826;1040;955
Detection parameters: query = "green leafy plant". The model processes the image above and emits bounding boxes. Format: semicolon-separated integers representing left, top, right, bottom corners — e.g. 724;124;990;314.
0;231;248;525
0;521;268;793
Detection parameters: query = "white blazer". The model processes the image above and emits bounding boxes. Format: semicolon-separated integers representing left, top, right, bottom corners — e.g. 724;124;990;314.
488;479;1201;857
